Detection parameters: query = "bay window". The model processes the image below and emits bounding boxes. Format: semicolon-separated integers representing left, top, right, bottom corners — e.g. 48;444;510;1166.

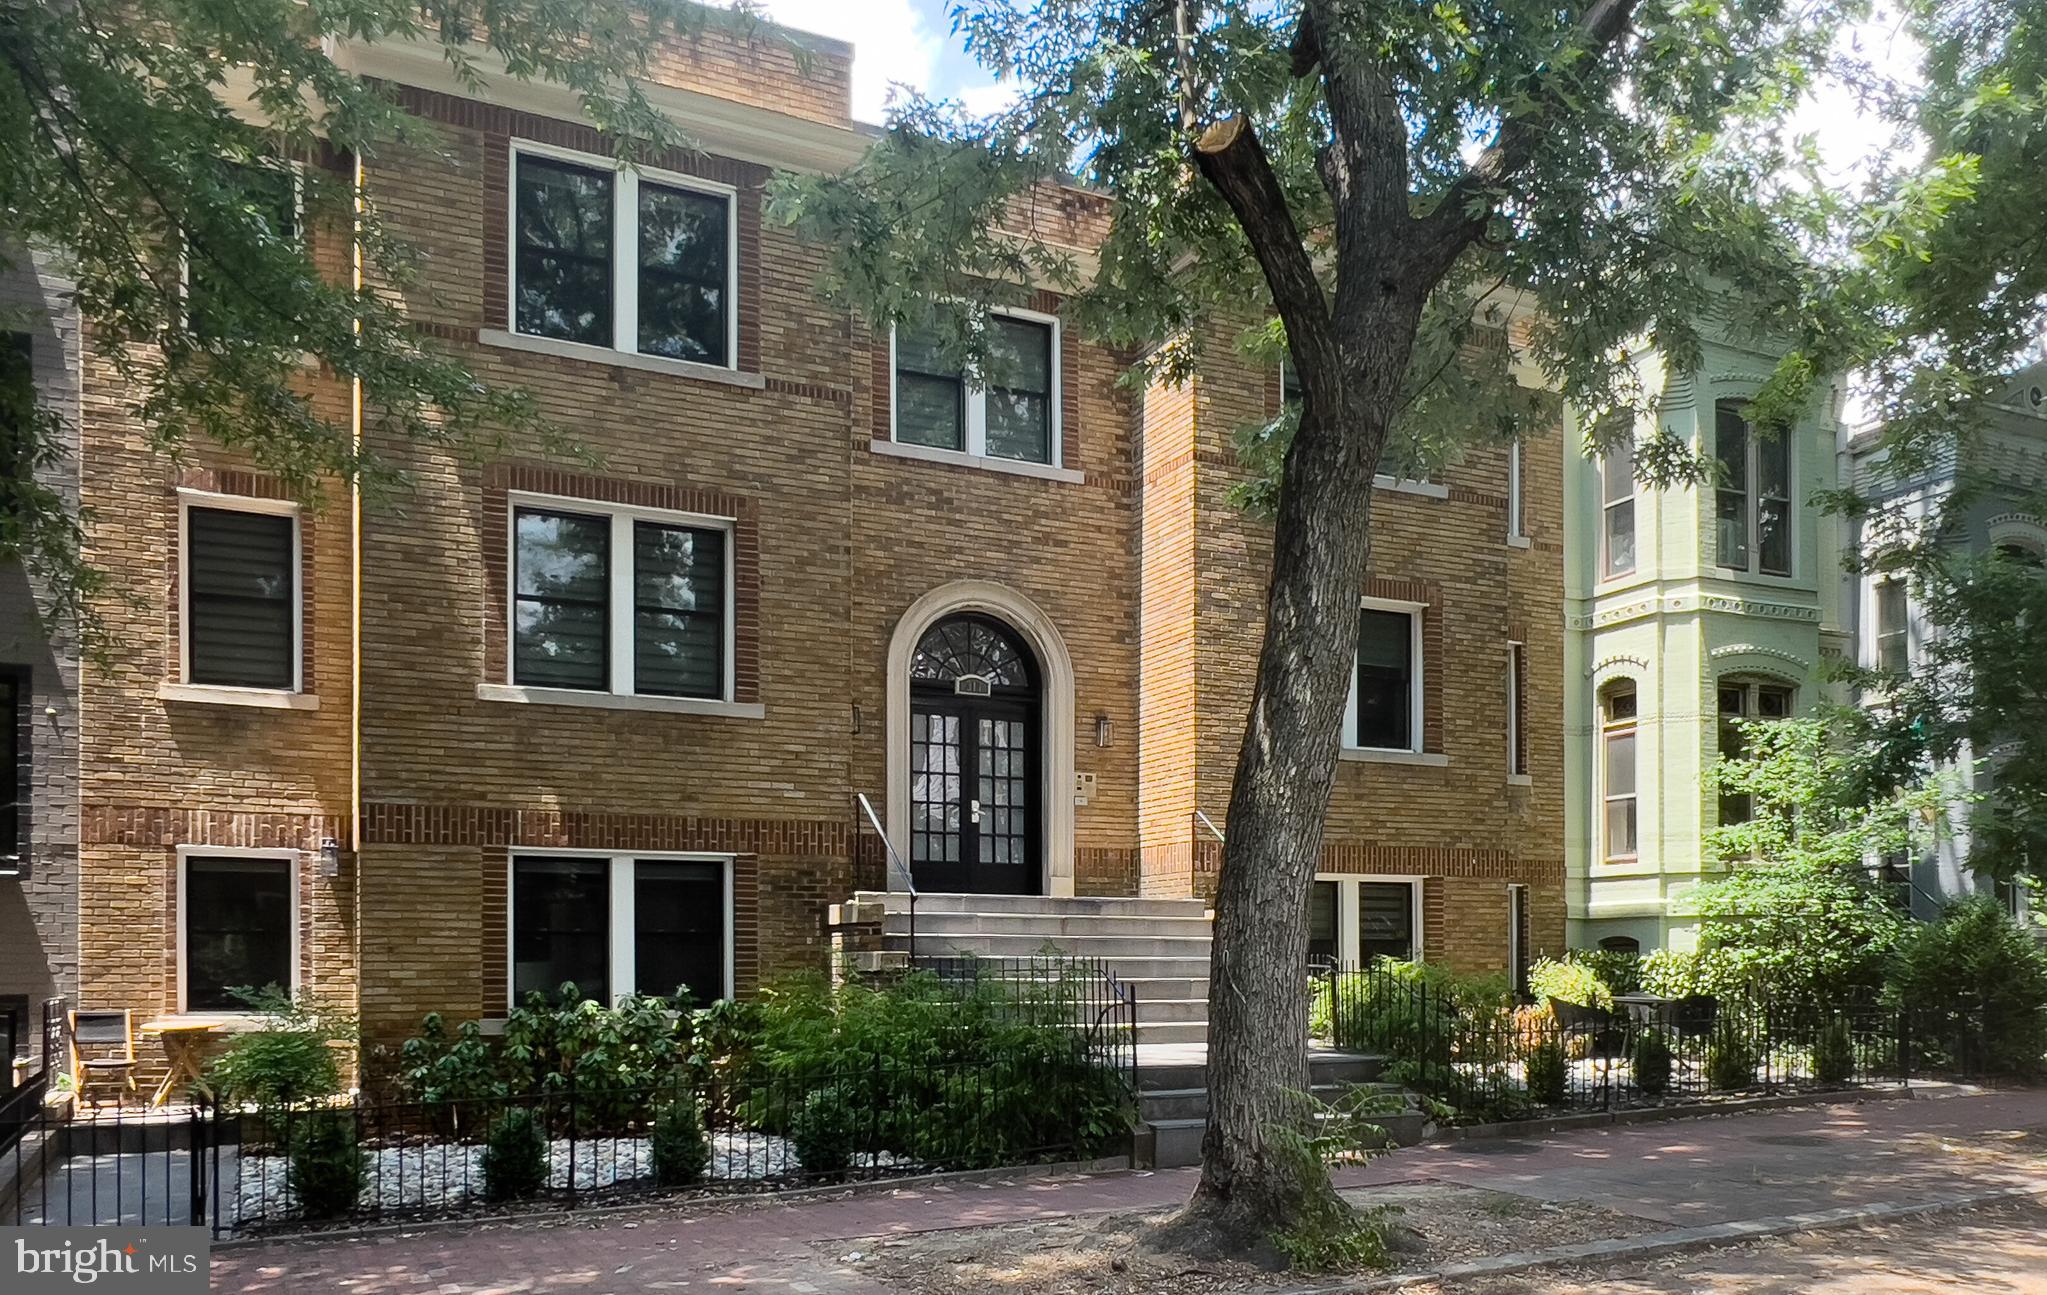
1602;437;1636;577
1715;401;1792;576
1602;686;1639;861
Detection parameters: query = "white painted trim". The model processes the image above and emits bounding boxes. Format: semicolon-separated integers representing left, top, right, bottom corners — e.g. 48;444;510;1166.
175;845;301;1015
1312;873;1427;963
158;682;320;711
1343;596;1427;755
1506;639;1525;776
176;489;304;694
1507;882;1527;980
1375;476;1449;498
506;850;735;1006
506;140;740;371
886;307;1064;469
504;490;738;704
1507;773;1534;787
1506;438;1525;541
866;438;1085;483
475;684;763;718
884;581;1077;898
477;330;767;389
1709;396;1799;580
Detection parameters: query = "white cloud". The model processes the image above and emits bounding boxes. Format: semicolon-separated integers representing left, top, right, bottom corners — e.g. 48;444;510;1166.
757;0;946;123
955;80;1019;118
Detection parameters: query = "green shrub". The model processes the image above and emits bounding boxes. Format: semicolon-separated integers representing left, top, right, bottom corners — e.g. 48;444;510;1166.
1886;896;2047;1077
650;1096;711;1188
1706;1026;1757;1091
1523;1040;1567;1105
1814;1018;1856;1085
1310;960;1511;1059
790;1084;859;1181
204;988;355;1110
1631;1030;1673;1096
480;1107;550;1201
286;1112;365;1219
1528;958;1613;1012
1567;949;1644;997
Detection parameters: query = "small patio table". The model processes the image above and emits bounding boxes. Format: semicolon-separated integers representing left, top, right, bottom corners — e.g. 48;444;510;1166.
139;1020;221;1108
1612;993;1677;1028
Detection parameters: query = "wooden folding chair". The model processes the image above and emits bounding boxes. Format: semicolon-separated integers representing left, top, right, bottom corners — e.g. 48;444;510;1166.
69;1009;139;1107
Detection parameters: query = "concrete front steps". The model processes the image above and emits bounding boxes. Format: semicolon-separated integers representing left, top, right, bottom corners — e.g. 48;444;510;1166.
860;891;1214;1046
1133;1047;1426;1169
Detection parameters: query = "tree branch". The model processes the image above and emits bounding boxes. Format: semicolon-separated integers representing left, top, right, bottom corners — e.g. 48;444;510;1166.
1413;0;1640;274
1191;117;1337;391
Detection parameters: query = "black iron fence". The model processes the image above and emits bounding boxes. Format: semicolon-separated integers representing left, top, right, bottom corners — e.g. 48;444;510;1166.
1;1001;64;1155
1312;961;2037;1120
5;959;1138;1237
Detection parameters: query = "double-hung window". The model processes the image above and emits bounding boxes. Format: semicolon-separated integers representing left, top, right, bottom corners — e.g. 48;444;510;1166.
511;497;732;700
1602;687;1639;861
1602;437;1636;577
510;854;731;1006
180;849;295;1012
891;311;1060;466
181;494;300;692
1874;579;1910;673
512;146;736;368
1346;604;1422;752
1306;876;1420;966
1717;680;1793;825
1714;401;1792;576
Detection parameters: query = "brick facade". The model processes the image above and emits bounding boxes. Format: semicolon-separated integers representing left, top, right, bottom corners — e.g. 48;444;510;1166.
65;17;1566;1074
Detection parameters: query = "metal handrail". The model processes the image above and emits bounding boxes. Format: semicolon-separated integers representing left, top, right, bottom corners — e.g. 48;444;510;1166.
855;792;916;960
1194;809;1226;843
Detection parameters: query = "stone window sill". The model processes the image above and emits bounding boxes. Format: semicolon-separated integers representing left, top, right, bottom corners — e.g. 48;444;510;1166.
159;682;319;711
1507;535;1533;549
1339;747;1450;767
1375;476;1449;499
1507;772;1533;786
475;682;765;718
478;329;767;391
868;438;1086;484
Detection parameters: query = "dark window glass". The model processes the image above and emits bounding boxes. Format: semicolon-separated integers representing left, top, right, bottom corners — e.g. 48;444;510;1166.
185;857;292;1011
1876;580;1909;673
1509;643;1528;775
633;861;725;1004
1307;880;1338;965
1757;432;1790;575
0;333;33;520
1715;404;1750;569
189;163;297;341
637;183;728;364
515;155;613;347
514;508;610;690
1359;883;1415;962
512;858;608;1004
1718;686;1753;826
1598;936;1641;954
1281;361;1301;407
894;324;964;450
984;316;1053;464
186;507;295;688
633;522;725;698
0;676;20;869
1354;609;1414;749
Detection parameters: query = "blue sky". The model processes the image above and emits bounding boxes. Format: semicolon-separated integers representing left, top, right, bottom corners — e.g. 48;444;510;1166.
758;0;1011;123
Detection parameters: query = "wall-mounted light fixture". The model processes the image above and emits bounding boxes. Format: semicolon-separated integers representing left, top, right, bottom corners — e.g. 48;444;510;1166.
318;837;341;878
1095;713;1113;748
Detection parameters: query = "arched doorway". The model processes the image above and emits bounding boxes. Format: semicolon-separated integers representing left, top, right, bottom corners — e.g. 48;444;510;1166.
907;613;1041;894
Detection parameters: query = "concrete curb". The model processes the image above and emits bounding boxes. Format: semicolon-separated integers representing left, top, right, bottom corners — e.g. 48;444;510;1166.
1423;1083;1916;1144
1279;1183;2047;1293
210;1153;1133;1251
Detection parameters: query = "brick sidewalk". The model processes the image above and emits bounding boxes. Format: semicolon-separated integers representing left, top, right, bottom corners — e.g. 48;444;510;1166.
210;1088;2047;1293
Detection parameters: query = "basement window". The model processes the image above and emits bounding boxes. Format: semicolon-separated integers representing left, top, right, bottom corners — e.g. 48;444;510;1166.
510;854;732;1006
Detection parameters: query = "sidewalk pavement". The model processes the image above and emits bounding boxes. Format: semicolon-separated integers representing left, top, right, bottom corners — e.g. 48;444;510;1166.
210;1087;2047;1294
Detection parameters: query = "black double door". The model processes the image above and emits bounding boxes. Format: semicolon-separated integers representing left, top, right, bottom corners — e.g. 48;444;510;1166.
909;693;1038;894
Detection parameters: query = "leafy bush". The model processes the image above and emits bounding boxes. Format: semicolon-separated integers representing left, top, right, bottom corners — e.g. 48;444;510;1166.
1265;1087;1400;1271
1523;1040;1567;1105
1527;957;1613;1012
204;988;356;1110
1567;949;1644;997
286;1112;365;1219
396;1013;504;1137
1632;1030;1673;1096
650;1096;711;1188
480;1107;549;1201
1380;1058;1532;1125
1310;960;1511;1058
790;1084;859;1181
1814;1018;1856;1084
1705;1026;1757;1091
1887;897;2047;1076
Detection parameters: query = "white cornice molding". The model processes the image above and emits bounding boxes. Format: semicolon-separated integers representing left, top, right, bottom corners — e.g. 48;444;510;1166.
333;36;873;175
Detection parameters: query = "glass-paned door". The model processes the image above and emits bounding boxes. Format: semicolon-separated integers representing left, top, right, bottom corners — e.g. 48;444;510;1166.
909;697;1037;893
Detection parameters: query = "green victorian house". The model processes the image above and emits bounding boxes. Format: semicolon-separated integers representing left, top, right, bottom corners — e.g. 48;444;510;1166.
1562;338;1853;953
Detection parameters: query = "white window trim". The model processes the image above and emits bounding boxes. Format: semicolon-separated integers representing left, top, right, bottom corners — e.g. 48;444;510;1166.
176;489;304;696
505;490;738;704
507;139;741;372
506;850;736;1007
1600;445;1636;581
1599;689;1640;864
1507;883;1527;982
1344;596;1426;755
175;845;300;1017
887;307;1065;470
1313;873;1426;965
1506;439;1529;545
1506;640;1527;780
1714;404;1797;579
1865;575;1912;672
